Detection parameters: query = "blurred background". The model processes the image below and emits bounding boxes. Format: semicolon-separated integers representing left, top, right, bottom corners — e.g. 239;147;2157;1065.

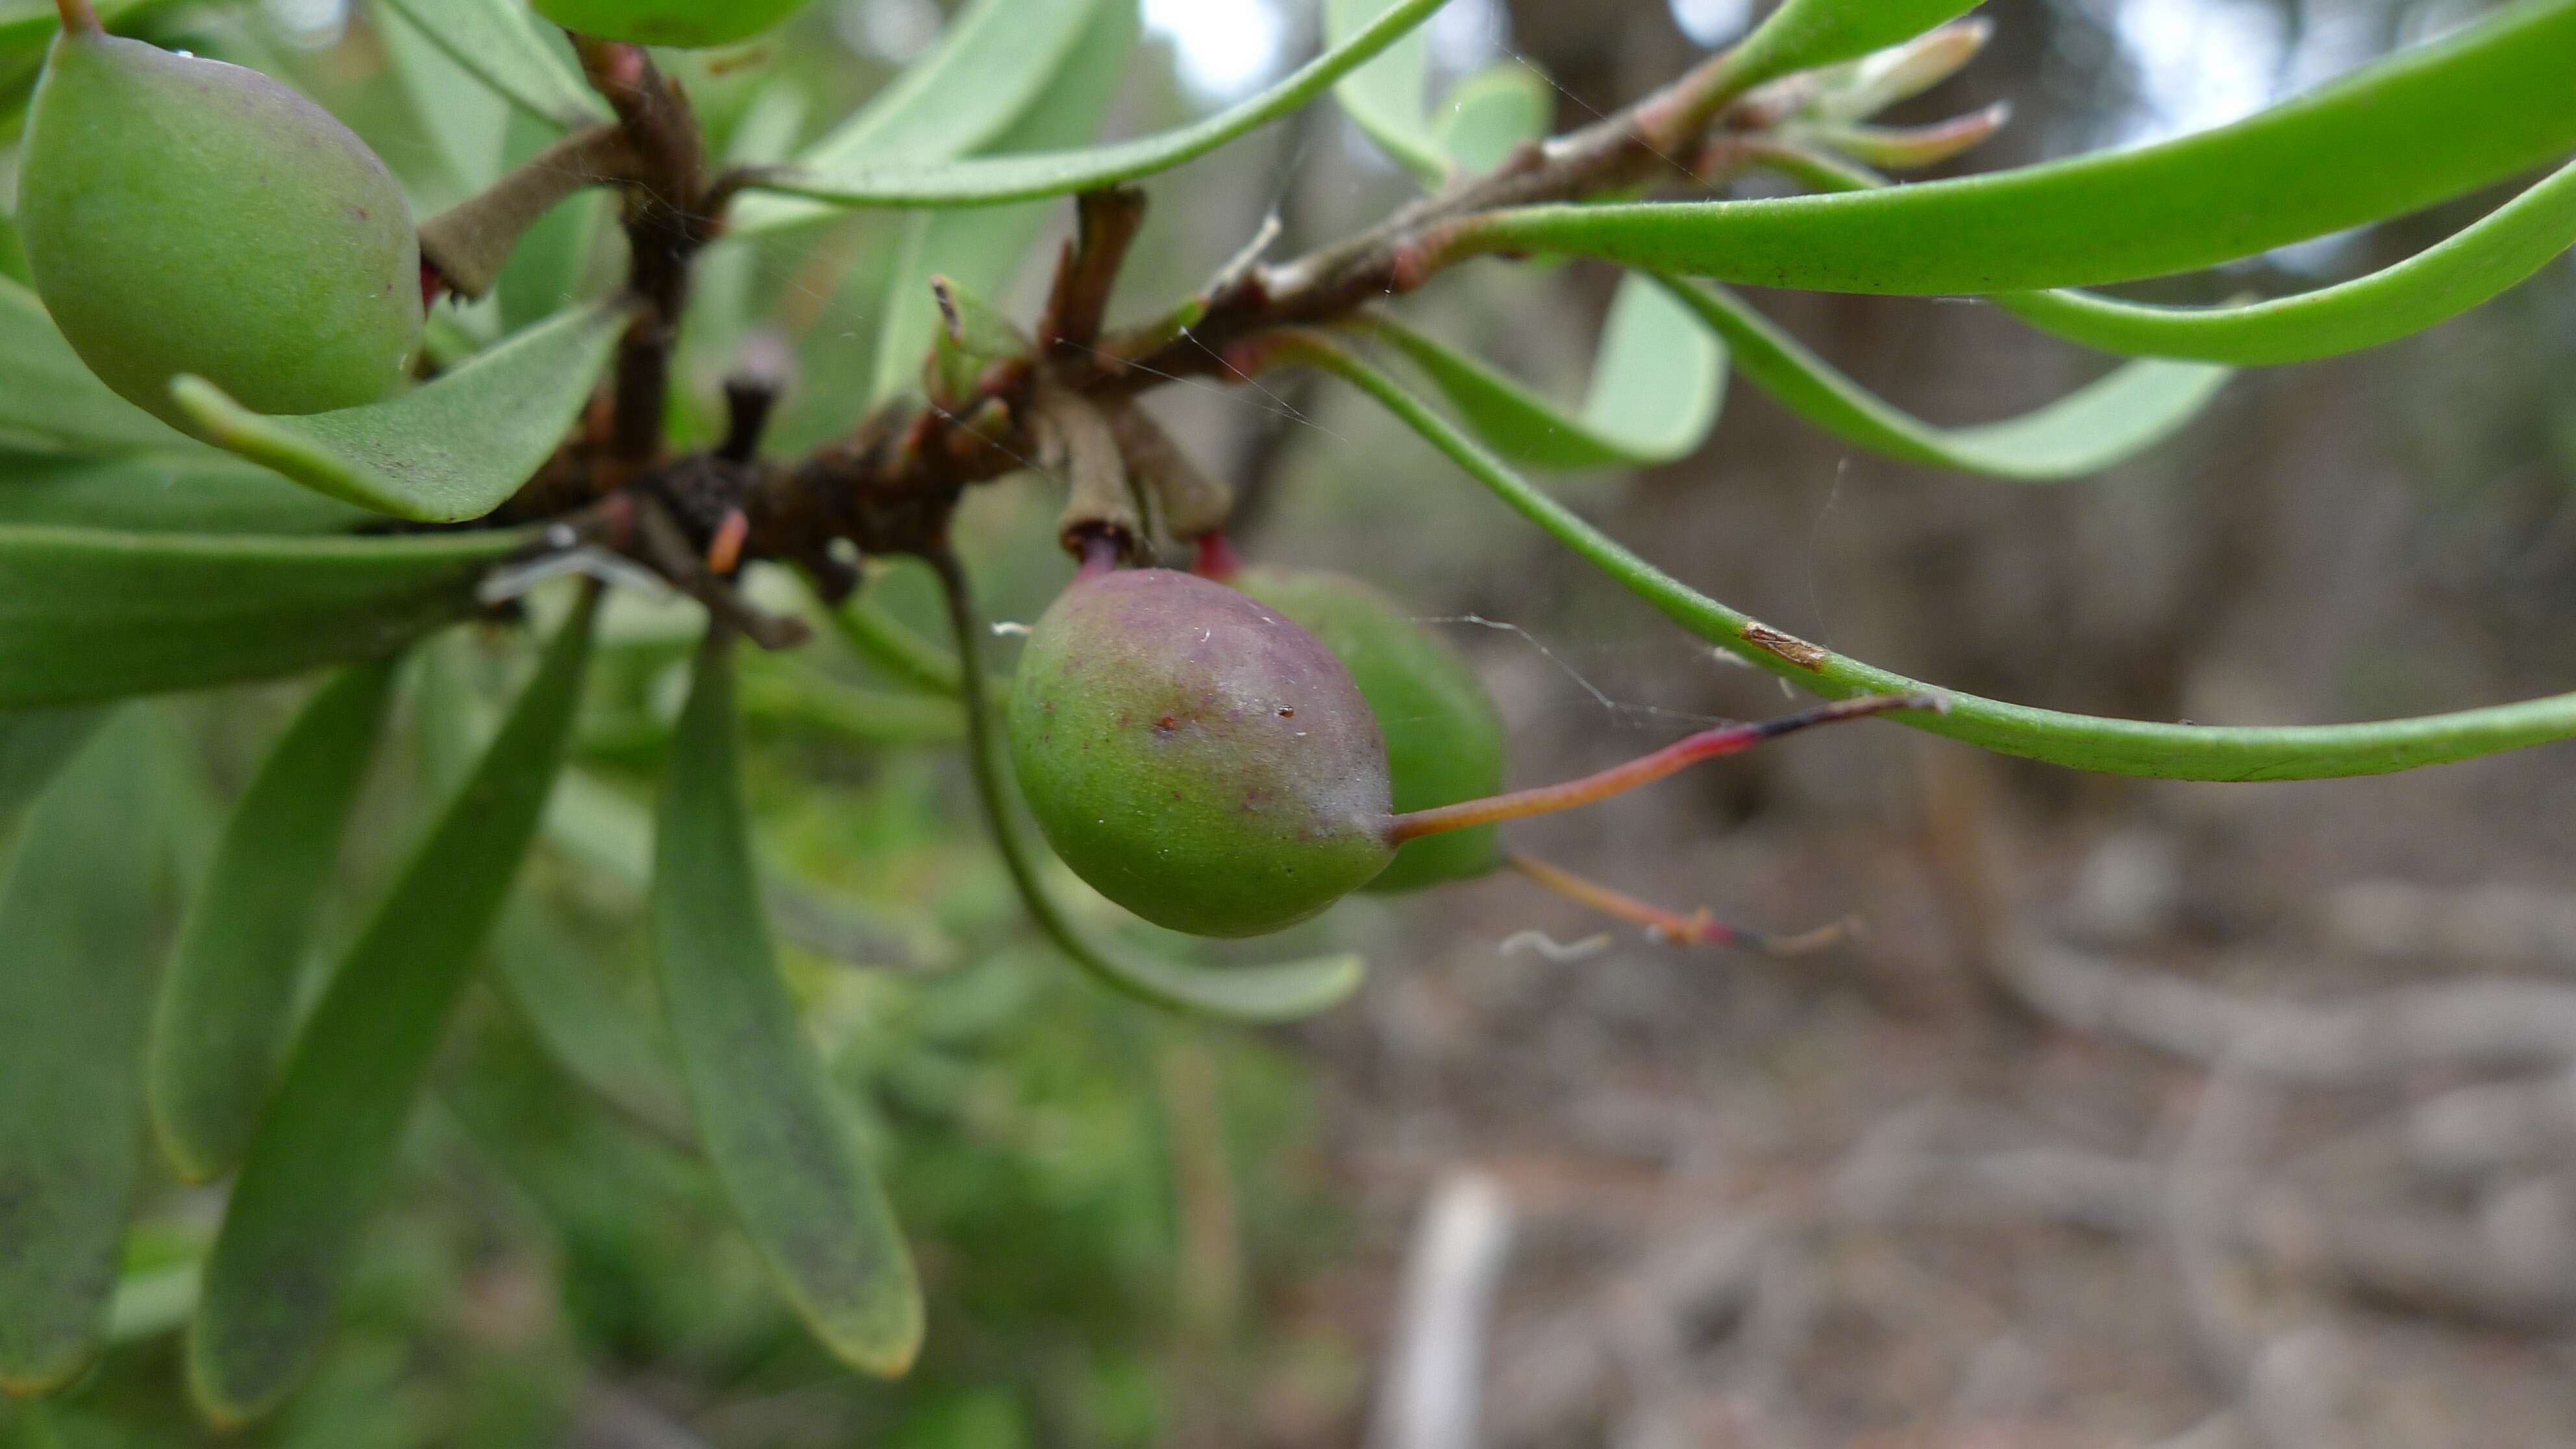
10;0;2576;1444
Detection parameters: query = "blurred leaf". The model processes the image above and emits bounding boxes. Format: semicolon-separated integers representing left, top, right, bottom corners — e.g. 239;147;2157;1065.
0;206;27;287
1998;156;2576;364
653;632;923;1376
0;451;369;535
489;901;691;1145
147;660;401;1183
730;0;1115;235
741;653;966;745
496;107;610;336
1714;0;1987;95
370;0;611;129
1276;328;2576;780
1435;61;1553;173
0;525;523;709
1461;0;2576;293
0;712;165;1394
865;0;1138;403
0;276;199;454
378;0;510;202
1658;278;2231;478
188;592;599;1426
173;303;628;523
1370;272;1726;468
1327;0;1445;185
939;558;1367;1021
747;0;1446;210
0;705;100;822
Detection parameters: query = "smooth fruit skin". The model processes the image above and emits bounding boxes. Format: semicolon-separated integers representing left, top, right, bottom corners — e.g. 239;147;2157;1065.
532;0;812;47
1237;568;1509;892
1009;569;1395;939
18;30;421;427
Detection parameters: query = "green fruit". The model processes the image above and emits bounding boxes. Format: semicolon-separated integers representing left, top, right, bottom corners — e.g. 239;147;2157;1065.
531;0;812;47
18;21;422;427
1008;568;1396;939
1237;567;1508;893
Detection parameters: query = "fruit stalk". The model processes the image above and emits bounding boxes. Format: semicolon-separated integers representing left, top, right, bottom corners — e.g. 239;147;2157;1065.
1385;693;1947;843
1505;852;1850;955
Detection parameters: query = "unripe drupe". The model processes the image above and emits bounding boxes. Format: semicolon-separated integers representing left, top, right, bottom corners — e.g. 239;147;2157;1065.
532;0;814;47
18;2;423;427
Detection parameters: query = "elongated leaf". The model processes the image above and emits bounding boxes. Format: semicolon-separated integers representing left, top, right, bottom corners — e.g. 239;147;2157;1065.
731;0;1112;235
1459;0;2576;294
1369;273;1726;467
1277;330;2576;780
497;107;610;336
938;560;1365;1021
1328;0;1445;185
1658;279;2230;478
1435;61;1553;173
865;0;1138;402
188;593;597;1426
173;303;628;523
370;0;610;129
746;0;1446;210
0;276;197;454
0;706;101;821
1713;0;1986;96
147;661;400;1183
379;0;510;200
489;902;690;1144
0;525;525;708
0;451;369;535
1996;156;2576;364
740;654;965;745
654;632;922;1376
0;712;165;1394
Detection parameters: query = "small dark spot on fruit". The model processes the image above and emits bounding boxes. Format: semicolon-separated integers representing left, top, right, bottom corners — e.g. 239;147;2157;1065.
1154;713;1180;736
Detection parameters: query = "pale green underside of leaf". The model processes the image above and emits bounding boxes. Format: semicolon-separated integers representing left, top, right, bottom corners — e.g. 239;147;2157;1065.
1715;0;1988;95
1995;156;2576;364
730;0;1115;235
1659;279;2231;478
1464;0;2576;293
1367;272;1726;468
866;0;1139;404
943;576;1365;1022
173;304;628;524
0;276;202;454
188;593;597;1428
0;704;102;821
0;525;526;709
147;661;400;1185
654;636;923;1376
1435;61;1553;175
0;712;164;1395
369;0;610;129
1283;332;2576;781
1328;0;1447;186
744;0;1447;210
0;451;370;534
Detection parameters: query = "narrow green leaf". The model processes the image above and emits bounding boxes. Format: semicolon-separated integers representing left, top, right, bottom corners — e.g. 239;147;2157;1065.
0;525;525;709
1278;330;2576;780
1435;61;1553;173
1658;279;2230;478
147;661;401;1183
826;584;979;699
497;108;610;337
370;0;612;129
1368;271;1726;468
188;593;597;1426
864;0;1138;402
1711;0;1987;97
1459;0;2576;293
1996;156;2576;364
0;706;101;822
0;712;166;1394
379;0;510;201
1328;0;1446;185
0;276;197;454
654;632;922;1376
489;902;691;1145
0;451;369;535
746;0;1448;210
729;0;1113;235
740;654;965;745
938;557;1365;1022
172;303;628;523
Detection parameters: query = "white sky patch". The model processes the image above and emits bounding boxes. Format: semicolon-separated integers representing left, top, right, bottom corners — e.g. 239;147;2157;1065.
262;0;347;47
1145;0;1293;101
2109;0;2286;145
1668;0;1753;49
1428;0;1509;71
837;0;943;62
